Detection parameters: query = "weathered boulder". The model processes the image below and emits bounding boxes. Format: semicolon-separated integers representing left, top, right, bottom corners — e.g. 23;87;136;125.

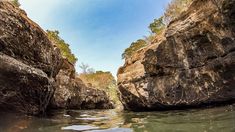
0;2;62;115
50;59;114;109
118;0;235;111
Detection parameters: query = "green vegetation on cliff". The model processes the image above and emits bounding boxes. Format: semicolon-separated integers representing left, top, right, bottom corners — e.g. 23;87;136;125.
12;0;20;7
47;30;77;64
149;16;165;34
79;71;119;105
122;0;192;59
122;39;147;59
164;0;192;23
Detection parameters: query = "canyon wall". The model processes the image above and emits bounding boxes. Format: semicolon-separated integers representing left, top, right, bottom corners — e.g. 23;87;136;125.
118;0;235;111
50;59;114;110
0;2;113;115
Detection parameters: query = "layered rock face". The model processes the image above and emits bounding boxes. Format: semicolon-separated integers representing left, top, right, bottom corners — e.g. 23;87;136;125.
0;2;113;115
50;59;114;109
0;2;62;114
118;0;235;111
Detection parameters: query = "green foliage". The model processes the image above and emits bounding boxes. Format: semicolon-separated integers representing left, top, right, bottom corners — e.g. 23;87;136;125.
47;30;77;64
143;33;155;45
164;0;192;24
149;16;165;34
122;39;147;59
79;71;115;90
79;71;119;104
122;0;192;60
11;0;20;7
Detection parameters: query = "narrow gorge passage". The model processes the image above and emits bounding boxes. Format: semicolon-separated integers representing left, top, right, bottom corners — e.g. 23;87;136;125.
0;0;235;132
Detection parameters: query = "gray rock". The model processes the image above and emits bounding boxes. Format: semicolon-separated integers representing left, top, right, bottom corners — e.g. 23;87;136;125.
118;0;235;111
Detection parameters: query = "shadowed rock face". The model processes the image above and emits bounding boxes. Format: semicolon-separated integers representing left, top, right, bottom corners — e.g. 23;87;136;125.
0;2;62;115
118;0;235;111
50;59;114;110
0;2;114;114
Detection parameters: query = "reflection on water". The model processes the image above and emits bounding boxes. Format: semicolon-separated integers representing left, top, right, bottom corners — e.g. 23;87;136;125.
0;105;234;132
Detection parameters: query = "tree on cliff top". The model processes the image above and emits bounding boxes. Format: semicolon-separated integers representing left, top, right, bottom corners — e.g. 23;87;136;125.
47;30;77;64
122;0;192;60
10;0;20;7
79;63;95;74
122;39;147;59
164;0;192;24
149;16;165;34
149;0;192;31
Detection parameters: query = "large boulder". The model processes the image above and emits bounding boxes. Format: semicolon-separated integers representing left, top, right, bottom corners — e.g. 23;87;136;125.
118;0;235;111
50;59;114;109
0;2;62;115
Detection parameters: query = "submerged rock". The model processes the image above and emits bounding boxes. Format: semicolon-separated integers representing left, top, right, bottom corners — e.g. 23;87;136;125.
50;59;114;109
0;2;62;115
118;0;235;111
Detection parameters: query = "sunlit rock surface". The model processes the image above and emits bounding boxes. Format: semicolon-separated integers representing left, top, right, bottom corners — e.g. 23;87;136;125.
50;59;114;109
0;2;62;115
118;0;235;111
0;2;113;115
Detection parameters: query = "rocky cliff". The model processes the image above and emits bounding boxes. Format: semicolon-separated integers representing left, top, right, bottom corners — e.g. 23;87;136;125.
0;2;62;115
0;2;113;115
50;59;114;109
118;0;235;111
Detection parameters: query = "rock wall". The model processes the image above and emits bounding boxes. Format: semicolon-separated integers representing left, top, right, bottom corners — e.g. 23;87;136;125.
50;59;114;110
0;2;113;115
0;2;62;115
118;0;235;111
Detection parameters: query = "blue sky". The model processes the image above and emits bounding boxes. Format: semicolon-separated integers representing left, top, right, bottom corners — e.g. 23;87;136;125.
19;0;170;76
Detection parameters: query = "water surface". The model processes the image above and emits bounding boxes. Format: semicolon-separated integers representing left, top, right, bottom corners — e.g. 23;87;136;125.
0;105;234;132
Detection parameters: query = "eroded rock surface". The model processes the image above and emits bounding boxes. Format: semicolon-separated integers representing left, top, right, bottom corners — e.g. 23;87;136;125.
0;2;62;115
50;59;114;110
0;2;114;114
118;0;235;111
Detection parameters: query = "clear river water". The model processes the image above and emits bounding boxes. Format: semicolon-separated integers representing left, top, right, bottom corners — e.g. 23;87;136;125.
0;105;234;132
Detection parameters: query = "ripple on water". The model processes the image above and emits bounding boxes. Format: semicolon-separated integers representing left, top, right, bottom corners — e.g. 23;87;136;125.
61;125;99;131
76;117;109;121
0;105;234;132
